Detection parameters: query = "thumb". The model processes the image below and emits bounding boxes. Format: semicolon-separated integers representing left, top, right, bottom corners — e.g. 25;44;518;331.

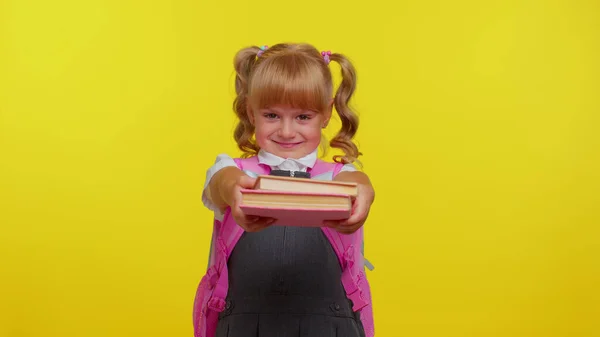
238;174;257;189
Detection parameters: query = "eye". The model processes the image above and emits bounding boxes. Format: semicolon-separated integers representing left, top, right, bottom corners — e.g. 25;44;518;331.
296;114;312;121
263;113;278;119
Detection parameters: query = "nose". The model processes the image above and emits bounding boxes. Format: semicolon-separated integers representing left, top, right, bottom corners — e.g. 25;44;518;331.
278;120;295;139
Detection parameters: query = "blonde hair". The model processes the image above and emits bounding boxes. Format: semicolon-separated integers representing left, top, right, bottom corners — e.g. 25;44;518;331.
232;43;362;164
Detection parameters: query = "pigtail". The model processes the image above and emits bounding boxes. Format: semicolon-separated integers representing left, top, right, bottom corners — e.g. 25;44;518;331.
329;53;362;165
233;46;261;157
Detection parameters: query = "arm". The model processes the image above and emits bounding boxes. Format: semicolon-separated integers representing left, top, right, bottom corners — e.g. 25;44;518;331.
205;166;248;212
205;166;275;232
334;170;373;188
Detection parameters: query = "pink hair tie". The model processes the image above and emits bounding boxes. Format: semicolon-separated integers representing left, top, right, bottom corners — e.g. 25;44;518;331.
321;50;331;64
257;45;268;57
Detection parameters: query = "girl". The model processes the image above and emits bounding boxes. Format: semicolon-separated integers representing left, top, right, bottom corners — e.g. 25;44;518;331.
194;43;375;337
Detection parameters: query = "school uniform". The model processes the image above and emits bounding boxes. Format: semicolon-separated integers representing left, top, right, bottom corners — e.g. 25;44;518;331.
202;150;366;337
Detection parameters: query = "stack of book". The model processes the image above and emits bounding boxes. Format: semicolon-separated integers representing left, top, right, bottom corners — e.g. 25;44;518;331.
240;175;358;227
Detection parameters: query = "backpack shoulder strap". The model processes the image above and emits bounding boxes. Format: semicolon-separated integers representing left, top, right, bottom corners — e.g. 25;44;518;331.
322;227;369;311
333;162;344;176
198;155;275;337
206;157;256;313
218;155;269;261
310;159;342;178
235;156;270;176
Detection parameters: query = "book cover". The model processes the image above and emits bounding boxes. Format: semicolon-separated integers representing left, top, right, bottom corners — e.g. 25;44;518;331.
239;189;352;227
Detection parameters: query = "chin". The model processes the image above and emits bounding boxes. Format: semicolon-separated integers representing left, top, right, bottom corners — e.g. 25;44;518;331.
258;139;320;159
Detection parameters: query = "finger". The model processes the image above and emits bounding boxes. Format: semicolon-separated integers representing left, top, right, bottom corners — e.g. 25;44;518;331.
243;215;260;224
227;190;244;214
335;222;363;234
339;213;361;227
246;217;274;228
343;198;369;226
232;205;256;223
333;214;357;227
246;218;276;232
238;175;257;189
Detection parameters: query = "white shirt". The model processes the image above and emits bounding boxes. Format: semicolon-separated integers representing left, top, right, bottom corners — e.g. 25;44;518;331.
202;149;357;219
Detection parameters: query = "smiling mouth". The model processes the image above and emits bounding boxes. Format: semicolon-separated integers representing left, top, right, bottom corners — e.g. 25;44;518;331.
273;140;303;148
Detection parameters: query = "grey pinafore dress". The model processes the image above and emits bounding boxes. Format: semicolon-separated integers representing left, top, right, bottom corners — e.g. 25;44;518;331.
215;172;365;337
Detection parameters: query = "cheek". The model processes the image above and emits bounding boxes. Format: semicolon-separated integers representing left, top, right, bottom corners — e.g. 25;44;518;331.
254;123;274;143
301;125;323;142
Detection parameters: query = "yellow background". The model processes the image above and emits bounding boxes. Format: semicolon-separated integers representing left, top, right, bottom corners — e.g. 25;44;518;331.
1;0;599;336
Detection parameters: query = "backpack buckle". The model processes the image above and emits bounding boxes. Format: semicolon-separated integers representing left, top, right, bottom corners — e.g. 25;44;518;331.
349;291;369;311
207;296;226;312
343;271;368;311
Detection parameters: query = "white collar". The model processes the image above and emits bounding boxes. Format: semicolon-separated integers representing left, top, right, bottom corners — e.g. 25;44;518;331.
257;149;318;172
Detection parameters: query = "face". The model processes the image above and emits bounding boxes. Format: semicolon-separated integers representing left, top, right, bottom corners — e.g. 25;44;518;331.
249;104;331;159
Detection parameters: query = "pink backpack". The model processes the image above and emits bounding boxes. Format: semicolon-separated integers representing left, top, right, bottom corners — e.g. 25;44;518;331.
193;156;375;337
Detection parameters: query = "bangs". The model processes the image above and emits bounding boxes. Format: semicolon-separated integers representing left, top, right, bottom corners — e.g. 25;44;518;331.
248;54;331;113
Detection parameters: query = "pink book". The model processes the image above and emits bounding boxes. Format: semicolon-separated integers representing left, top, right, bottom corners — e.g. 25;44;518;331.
239;189;352;227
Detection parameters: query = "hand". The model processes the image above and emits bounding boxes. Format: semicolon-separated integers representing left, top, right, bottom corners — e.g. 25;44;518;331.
221;174;275;232
323;182;375;234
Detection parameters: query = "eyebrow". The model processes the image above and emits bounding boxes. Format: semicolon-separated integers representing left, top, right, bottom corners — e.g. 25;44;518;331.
264;107;307;114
